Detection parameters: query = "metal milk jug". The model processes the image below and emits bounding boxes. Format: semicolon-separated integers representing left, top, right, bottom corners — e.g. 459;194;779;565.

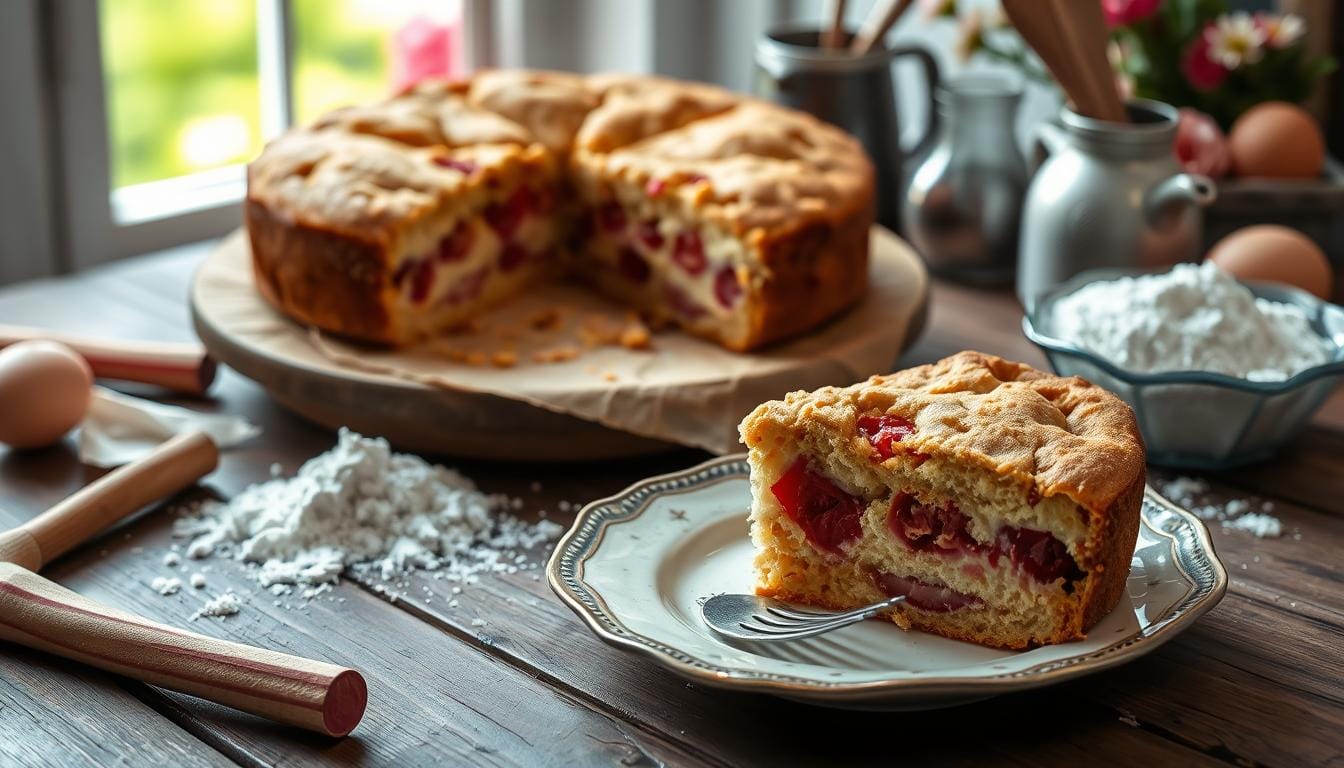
754;22;940;231
1017;99;1216;308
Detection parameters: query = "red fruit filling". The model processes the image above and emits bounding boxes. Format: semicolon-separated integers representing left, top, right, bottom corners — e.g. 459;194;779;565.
671;231;706;275
874;572;983;613
410;259;435;304
888;493;1084;587
618;247;651;283
498;243;528;272
1027;487;1041;506
714;266;743;309
485;187;533;240
637;220;665;250
990;527;1085;586
888;493;980;555
645;178;667;196
433;157;478;175
857;414;916;460
436;226;474;263
598;203;627;233
770;458;864;556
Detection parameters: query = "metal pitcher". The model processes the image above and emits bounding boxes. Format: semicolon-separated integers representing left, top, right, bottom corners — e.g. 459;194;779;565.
1017;99;1217;308
754;22;940;230
903;74;1028;284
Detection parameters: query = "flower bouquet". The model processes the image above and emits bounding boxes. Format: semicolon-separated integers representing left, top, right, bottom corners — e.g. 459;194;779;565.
1105;0;1335;129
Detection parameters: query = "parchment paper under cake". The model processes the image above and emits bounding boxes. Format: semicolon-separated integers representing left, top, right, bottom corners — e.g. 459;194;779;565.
192;228;927;458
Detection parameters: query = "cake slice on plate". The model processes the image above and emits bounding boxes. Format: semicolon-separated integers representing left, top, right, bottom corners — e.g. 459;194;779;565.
739;352;1145;649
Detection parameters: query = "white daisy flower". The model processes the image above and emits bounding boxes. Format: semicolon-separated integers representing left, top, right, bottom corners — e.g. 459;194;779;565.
1257;13;1305;50
1204;12;1266;69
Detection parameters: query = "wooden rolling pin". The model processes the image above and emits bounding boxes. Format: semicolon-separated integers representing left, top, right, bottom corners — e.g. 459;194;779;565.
0;432;368;737
0;325;217;396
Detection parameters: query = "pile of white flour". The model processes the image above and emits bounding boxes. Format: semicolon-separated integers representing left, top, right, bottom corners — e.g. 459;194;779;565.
1051;263;1331;380
175;429;564;592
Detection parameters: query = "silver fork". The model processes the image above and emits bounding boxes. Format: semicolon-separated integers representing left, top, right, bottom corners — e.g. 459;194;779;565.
701;593;906;643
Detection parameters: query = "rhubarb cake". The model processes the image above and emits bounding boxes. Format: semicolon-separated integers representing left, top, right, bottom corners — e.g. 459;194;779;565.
246;70;875;352
739;352;1146;649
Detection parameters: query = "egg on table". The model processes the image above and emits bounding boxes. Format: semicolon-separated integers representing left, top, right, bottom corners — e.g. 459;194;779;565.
1206;225;1334;301
1228;102;1326;179
0;340;94;449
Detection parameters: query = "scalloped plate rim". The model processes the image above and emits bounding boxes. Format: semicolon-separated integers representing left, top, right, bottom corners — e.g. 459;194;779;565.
547;454;1229;707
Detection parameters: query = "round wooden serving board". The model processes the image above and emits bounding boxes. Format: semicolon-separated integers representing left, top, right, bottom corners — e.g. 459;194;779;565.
191;228;929;461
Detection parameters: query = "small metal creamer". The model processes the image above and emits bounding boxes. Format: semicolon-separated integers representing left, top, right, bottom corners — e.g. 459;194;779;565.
1017;99;1217;308
754;22;940;231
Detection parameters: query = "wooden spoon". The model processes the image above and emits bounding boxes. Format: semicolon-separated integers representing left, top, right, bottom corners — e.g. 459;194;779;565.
0;431;368;737
1001;0;1127;122
822;0;847;49
850;0;914;54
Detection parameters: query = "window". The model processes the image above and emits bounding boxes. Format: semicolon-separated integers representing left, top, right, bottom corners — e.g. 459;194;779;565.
43;0;465;271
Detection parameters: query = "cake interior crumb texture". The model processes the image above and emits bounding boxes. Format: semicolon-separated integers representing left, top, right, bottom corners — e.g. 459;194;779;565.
739;351;1146;649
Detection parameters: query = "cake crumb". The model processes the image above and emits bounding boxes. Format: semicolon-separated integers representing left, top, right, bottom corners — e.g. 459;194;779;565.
471;618;488;628
162;552;181;568
189;572;207;589
618;321;652;350
492;350;518;368
532;345;580;364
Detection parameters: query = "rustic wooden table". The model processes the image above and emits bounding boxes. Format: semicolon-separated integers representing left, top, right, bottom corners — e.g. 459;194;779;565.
1;242;1340;768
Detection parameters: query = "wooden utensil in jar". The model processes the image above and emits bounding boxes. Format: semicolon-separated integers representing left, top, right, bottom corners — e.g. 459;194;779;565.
0;431;368;737
0;325;217;396
1001;0;1127;123
850;0;913;54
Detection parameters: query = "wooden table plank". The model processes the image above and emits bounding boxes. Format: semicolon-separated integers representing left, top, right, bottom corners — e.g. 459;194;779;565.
0;645;234;768
0;488;703;768
2;242;1342;767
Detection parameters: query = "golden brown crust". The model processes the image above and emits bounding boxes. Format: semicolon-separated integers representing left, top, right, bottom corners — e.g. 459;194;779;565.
1077;462;1146;635
247;69;875;350
746;351;1146;516
247;200;396;343
738;212;872;351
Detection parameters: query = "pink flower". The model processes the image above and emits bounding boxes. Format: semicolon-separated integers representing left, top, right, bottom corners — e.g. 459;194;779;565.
1181;31;1228;91
1101;0;1162;27
393;16;462;91
1173;109;1231;178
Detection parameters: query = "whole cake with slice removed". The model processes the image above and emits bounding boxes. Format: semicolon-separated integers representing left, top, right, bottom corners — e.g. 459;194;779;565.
246;70;874;352
739;352;1146;649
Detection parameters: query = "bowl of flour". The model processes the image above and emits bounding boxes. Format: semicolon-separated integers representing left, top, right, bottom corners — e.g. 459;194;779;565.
1024;263;1344;469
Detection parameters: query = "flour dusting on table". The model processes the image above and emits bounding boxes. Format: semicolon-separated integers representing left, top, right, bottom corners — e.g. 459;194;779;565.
172;428;564;617
1052;263;1331;380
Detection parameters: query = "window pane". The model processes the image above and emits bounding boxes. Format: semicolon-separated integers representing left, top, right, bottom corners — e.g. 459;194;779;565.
100;0;262;189
291;0;464;125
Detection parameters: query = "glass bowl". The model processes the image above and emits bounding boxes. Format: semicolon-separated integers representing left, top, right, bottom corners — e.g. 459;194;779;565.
1023;268;1344;470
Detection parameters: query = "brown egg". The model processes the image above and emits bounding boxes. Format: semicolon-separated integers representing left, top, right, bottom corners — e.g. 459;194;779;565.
1228;102;1325;179
0;341;94;449
1207;225;1333;300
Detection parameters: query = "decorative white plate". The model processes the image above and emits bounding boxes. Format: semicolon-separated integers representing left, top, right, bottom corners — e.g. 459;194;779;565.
548;455;1228;710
